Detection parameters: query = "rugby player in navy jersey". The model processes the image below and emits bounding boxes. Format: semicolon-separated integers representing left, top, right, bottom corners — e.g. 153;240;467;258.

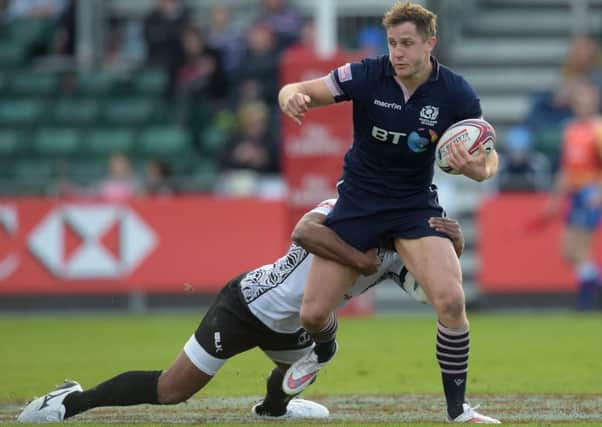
17;199;464;423
278;1;500;423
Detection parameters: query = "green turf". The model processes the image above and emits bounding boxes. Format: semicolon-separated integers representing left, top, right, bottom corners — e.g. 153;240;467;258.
1;312;601;425
1;312;601;401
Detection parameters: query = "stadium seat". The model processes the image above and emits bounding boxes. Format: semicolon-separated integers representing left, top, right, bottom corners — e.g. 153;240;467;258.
13;159;56;194
0;72;7;92
200;127;228;157
52;98;101;126
0;43;25;68
67;159;106;186
8;19;52;48
0;130;22;158
10;72;58;96
533;126;563;159
138;126;191;157
132;68;167;96
33;128;82;157
0;99;45;126
0;160;14;180
104;98;156;125
77;72;116;96
191;159;218;192
85;128;135;155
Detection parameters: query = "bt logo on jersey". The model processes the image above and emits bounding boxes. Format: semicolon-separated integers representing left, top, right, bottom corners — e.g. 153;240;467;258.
371;125;407;145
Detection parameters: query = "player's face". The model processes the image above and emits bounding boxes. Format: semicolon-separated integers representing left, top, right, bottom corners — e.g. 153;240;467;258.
386;22;436;79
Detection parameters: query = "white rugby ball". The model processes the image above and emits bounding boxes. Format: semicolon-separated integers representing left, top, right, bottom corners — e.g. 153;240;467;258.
436;118;496;174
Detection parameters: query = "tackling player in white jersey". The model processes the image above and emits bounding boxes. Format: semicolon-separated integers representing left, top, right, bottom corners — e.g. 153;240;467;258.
17;199;463;423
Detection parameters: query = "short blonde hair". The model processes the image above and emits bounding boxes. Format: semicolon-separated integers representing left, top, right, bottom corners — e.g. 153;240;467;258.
382;1;437;40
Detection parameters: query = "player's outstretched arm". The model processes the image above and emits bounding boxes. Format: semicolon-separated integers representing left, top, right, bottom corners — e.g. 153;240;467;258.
278;78;335;125
292;212;380;275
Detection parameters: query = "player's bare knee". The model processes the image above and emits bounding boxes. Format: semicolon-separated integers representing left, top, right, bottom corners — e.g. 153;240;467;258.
300;305;329;332
431;289;465;321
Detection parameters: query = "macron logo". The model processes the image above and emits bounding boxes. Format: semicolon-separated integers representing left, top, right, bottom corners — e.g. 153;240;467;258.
374;99;402;111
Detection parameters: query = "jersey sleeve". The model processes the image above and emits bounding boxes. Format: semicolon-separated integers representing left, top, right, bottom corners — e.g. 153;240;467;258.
453;76;482;121
309;198;337;216
325;59;372;103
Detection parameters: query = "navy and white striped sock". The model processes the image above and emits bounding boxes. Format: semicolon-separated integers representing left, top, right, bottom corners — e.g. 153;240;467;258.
436;322;469;419
311;313;338;363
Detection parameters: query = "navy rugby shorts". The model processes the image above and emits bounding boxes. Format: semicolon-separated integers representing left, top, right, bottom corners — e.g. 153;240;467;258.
324;181;448;251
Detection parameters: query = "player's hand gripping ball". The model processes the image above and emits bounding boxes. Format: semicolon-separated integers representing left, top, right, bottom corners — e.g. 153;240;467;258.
436;118;496;174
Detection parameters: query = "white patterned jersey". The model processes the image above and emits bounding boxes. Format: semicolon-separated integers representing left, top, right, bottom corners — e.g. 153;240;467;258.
239;199;419;333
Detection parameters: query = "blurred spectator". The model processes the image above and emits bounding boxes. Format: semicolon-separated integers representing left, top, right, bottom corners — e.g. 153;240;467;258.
176;26;227;103
526;36;602;170
357;25;387;56
525;81;579;169
236;24;280;105
0;0;8;16
103;18;131;74
284;18;317;58
219;100;279;174
7;0;66;20
255;0;302;51
206;5;245;78
142;160;175;197
545;80;602;310
50;0;75;57
143;0;189;75
97;152;139;202
563;35;602;95
497;125;551;192
526;84;575;131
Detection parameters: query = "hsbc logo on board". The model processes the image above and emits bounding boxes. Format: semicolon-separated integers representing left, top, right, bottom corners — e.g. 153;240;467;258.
28;205;157;279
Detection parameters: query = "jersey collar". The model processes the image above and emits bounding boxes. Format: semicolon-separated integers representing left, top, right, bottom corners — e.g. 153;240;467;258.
386;55;440;82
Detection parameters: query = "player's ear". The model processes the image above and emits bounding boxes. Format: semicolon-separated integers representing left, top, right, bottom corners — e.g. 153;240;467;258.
426;36;437;52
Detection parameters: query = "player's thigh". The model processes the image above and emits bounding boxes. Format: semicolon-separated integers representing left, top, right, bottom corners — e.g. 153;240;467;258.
394;236;463;306
301;255;359;316
182;275;262;383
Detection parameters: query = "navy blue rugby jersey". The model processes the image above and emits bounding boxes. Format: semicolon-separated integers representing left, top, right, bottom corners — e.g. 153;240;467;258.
325;55;481;197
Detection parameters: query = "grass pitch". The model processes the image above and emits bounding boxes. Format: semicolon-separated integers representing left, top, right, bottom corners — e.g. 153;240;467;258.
1;312;601;426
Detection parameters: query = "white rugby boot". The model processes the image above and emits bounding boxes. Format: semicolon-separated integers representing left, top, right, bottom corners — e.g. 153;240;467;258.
449;403;501;424
282;342;337;395
17;380;82;423
252;398;329;419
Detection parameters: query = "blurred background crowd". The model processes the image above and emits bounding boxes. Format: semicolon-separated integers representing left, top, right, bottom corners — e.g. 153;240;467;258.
0;0;599;201
0;0;394;201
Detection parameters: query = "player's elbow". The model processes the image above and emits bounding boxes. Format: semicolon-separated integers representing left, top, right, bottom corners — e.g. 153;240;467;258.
291;219;317;247
291;222;307;245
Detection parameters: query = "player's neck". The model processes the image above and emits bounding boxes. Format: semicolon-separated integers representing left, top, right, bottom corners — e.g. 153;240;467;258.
395;57;432;93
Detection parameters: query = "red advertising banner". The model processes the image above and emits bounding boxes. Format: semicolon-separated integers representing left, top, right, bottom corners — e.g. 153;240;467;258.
280;50;358;232
477;193;602;292
0;197;288;295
